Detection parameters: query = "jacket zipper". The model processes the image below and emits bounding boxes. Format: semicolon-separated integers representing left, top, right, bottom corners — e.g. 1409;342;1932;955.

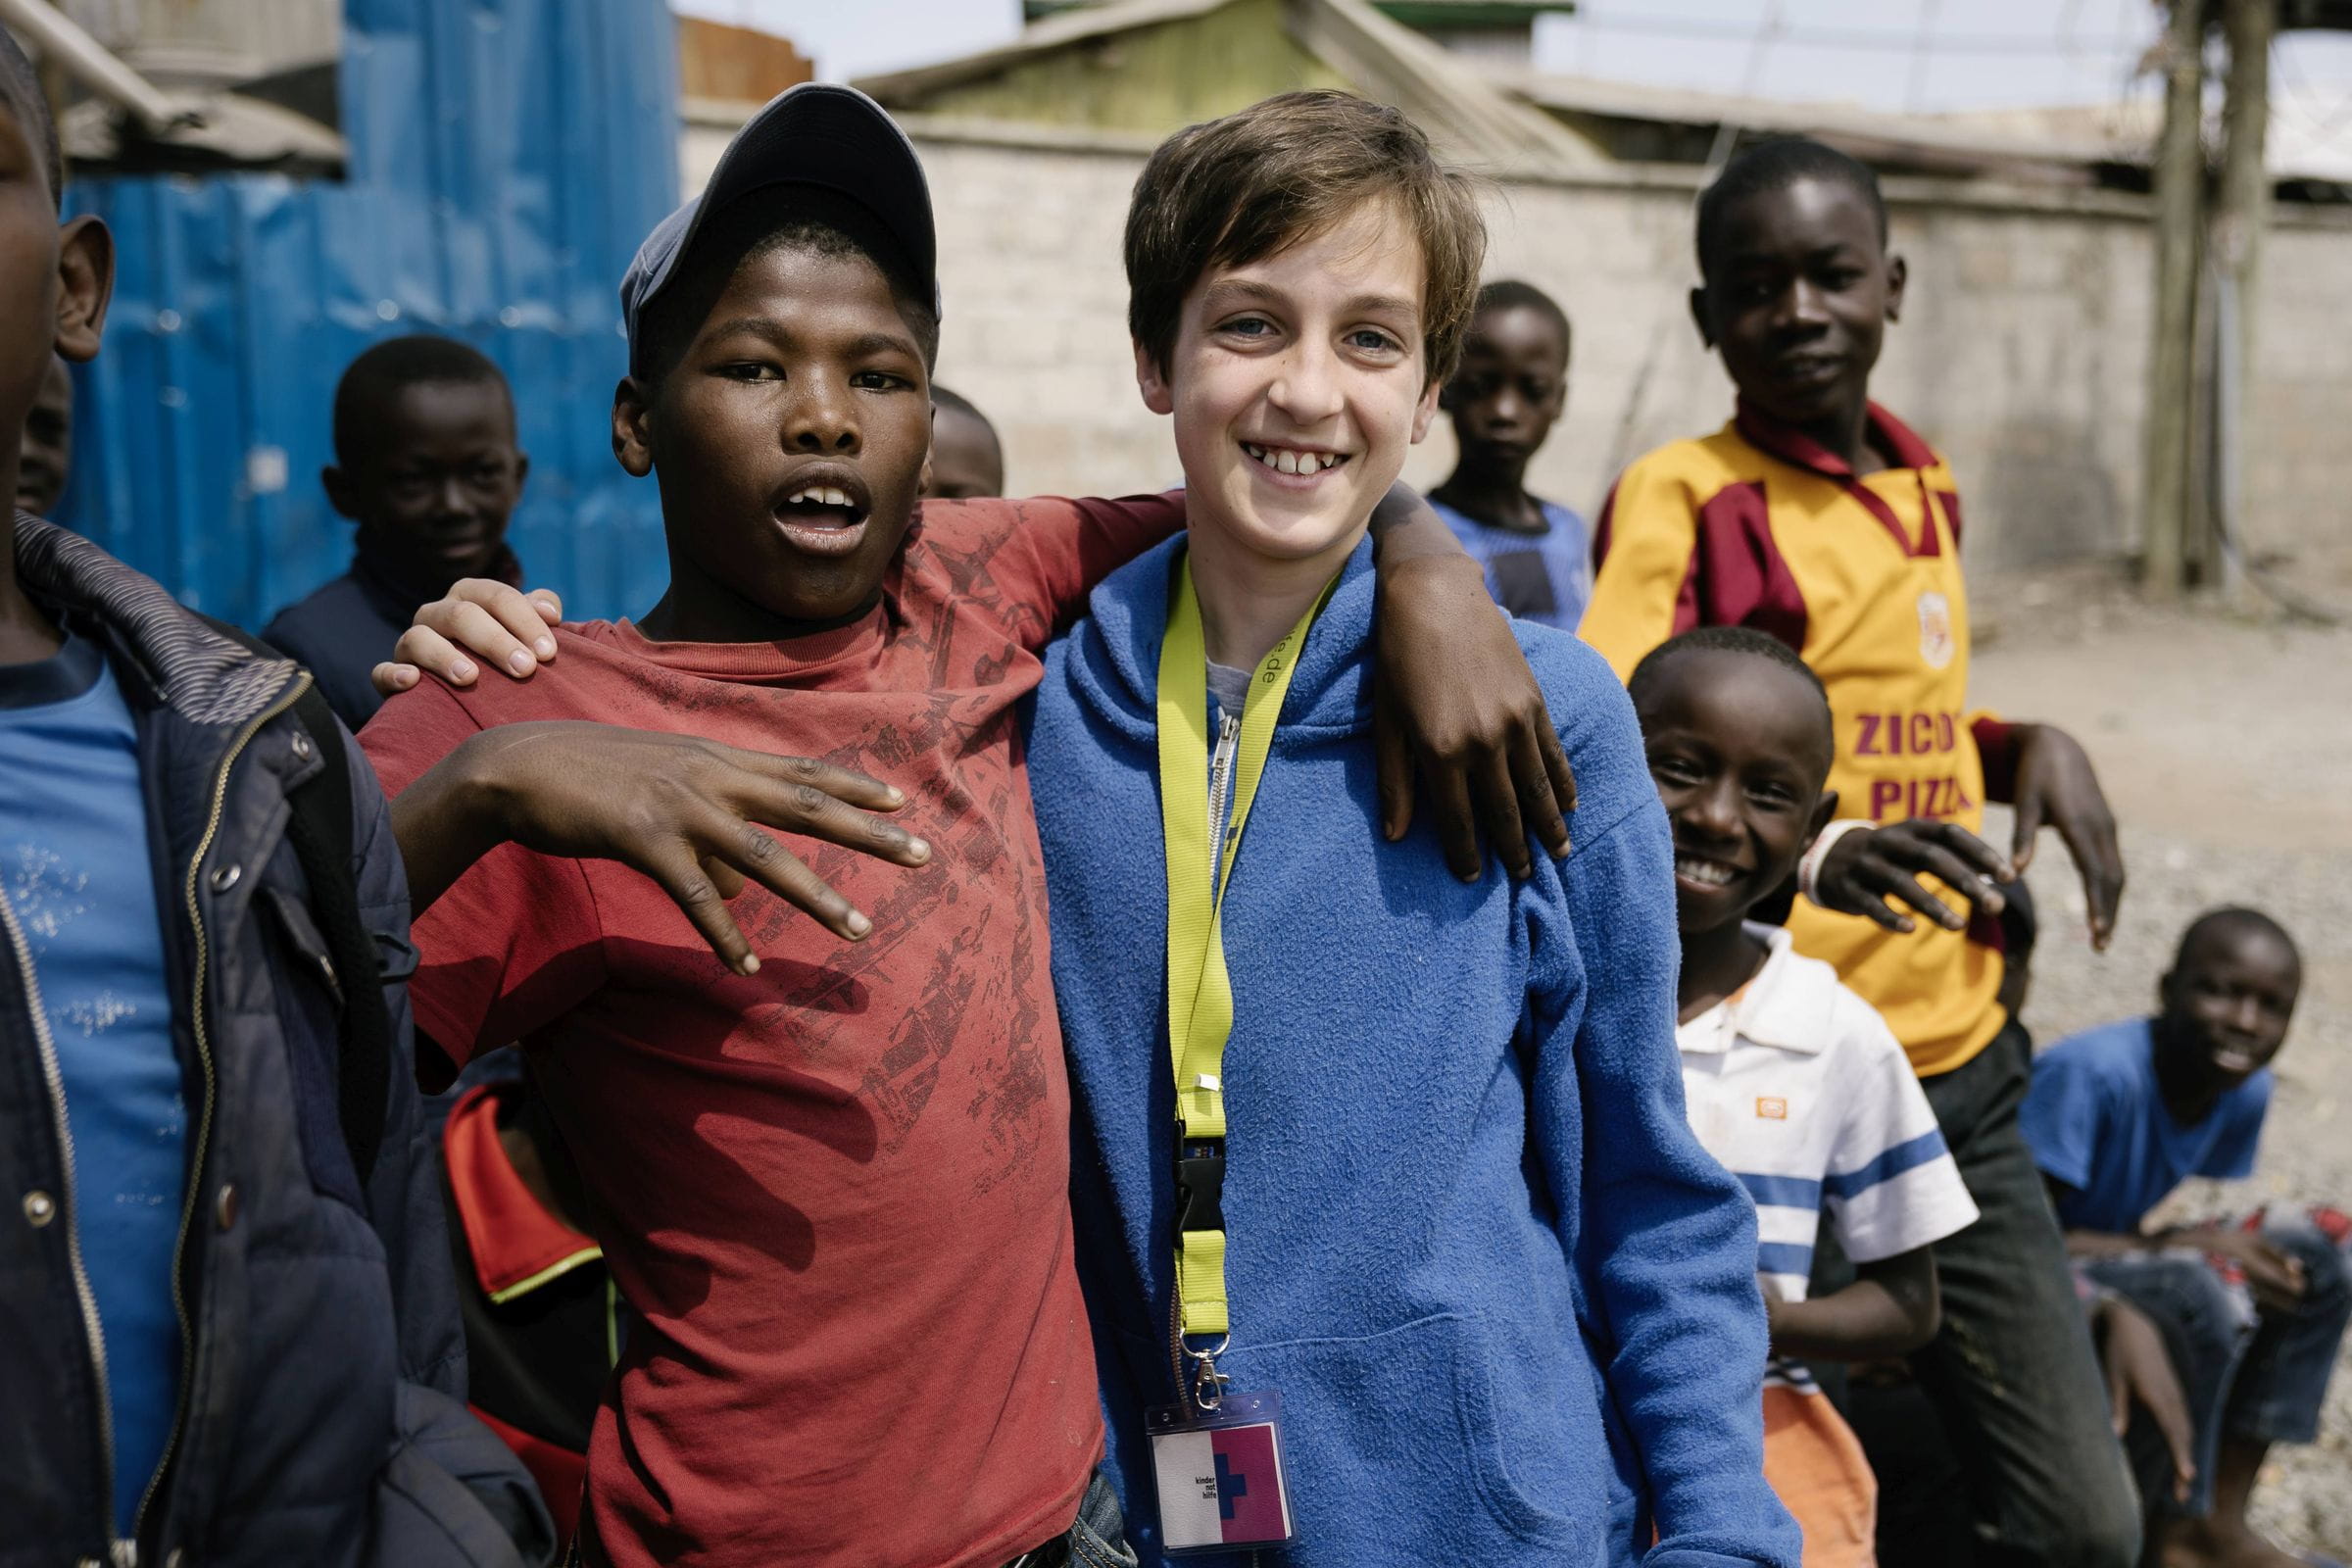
1205;710;1241;880
0;885;130;1563
129;675;309;1553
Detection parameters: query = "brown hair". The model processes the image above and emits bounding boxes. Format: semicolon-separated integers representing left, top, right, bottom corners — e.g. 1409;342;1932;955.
1124;90;1486;388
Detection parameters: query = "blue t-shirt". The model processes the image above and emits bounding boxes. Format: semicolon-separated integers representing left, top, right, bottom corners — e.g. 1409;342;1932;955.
2021;1016;2270;1234
0;630;186;1532
1429;496;1592;632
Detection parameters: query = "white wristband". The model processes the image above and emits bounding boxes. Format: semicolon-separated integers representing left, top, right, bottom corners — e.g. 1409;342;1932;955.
1797;819;1875;906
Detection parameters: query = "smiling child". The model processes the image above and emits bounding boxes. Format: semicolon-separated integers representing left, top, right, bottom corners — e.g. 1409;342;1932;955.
265;336;529;728
1580;135;2142;1568
1631;627;1978;1568
2025;910;2347;1568
358;83;1574;1568
1029;91;1795;1567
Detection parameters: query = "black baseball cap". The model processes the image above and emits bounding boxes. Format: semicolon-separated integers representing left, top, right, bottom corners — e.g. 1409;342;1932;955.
619;82;938;377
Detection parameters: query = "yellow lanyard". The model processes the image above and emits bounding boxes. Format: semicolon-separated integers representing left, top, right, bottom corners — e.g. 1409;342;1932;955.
1156;556;1334;1341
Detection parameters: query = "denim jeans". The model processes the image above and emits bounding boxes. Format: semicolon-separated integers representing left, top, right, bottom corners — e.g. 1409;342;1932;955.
2085;1211;2352;1519
1818;1020;2143;1568
1003;1469;1140;1568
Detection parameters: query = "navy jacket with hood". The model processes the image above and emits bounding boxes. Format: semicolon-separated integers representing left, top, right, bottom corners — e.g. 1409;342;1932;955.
1;515;552;1568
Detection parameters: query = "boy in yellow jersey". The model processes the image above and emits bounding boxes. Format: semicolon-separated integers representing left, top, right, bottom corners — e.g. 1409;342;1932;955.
1582;138;2137;1568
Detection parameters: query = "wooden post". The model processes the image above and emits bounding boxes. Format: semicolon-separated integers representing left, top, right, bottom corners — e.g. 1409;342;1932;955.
2207;0;2275;588
2141;0;2207;600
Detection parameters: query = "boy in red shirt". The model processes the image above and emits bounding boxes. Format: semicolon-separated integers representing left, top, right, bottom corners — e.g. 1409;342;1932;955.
362;85;1571;1567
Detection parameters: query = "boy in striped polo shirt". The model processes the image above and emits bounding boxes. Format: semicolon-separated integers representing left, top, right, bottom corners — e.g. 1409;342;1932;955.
1582;138;2137;1567
1634;627;1978;1567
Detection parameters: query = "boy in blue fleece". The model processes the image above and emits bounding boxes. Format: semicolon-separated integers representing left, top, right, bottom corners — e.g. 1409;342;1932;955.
1027;90;1797;1568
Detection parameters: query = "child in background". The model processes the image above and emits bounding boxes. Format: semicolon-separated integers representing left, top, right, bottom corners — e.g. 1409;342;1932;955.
1030;92;1795;1567
265;335;529;728
1428;279;1591;629
0;35;547;1567
14;351;69;514
1580;136;2139;1568
360;82;1570;1568
2025;908;2346;1568
923;382;1004;498
1630;627;1978;1566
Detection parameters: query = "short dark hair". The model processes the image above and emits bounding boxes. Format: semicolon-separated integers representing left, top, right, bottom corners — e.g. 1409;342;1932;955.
1628;624;1833;760
636;184;940;388
1124;90;1486;387
0;27;64;212
331;334;513;468
1695;137;1886;278
1472;278;1570;359
2176;906;2300;971
930;383;995;435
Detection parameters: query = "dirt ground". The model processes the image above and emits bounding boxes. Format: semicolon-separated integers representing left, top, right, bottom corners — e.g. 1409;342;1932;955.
1971;566;2352;1555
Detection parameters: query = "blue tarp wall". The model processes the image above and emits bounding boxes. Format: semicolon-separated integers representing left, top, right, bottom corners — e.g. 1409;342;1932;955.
59;0;681;629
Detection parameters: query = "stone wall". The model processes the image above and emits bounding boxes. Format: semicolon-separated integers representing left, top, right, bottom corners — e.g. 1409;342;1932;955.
683;116;2352;576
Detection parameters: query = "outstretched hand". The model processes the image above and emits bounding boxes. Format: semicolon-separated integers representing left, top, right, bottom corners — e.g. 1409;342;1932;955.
372;578;564;697
402;722;929;973
1371;554;1577;880
1813;817;2013;934
2009;722;2125;951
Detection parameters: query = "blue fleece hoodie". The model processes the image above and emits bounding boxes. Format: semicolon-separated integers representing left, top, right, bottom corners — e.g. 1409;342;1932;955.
1028;534;1799;1568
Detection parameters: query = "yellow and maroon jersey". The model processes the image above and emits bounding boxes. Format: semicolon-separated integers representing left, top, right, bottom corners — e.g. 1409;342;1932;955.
1582;400;2019;1078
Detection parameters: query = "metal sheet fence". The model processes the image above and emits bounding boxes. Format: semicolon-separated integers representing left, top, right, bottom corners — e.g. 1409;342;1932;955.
58;0;681;628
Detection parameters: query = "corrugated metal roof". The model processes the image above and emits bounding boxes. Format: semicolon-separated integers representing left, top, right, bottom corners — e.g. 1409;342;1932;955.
57;0;682;629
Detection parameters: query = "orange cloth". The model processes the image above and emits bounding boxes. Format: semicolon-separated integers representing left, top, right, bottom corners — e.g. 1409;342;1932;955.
1582;400;2004;1076
1762;1384;1878;1568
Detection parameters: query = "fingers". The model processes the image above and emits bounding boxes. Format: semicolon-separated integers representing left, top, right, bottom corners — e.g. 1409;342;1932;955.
389;624;479;687
1539;719;1578;819
640;845;761;974
731;749;909;815
705;821;874;945
1904;840;2006;922
2056;807;2126;952
442;580;562;664
1935;822;2016;885
1427;764;1483;882
1372;687;1414;843
1469;748;1533;881
743;776;932;869
370;661;421;699
422;599;547;681
1511;725;1572;861
2010;790;2045;876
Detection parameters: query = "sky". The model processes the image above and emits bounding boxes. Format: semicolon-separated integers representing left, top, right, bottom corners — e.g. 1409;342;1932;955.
672;0;2352;128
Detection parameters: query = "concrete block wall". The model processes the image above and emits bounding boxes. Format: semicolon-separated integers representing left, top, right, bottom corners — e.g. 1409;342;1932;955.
686;119;2352;579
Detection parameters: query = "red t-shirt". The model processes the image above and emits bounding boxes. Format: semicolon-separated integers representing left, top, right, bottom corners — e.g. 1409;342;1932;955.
362;494;1183;1568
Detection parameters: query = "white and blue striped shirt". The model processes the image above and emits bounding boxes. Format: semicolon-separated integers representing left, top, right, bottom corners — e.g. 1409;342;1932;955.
1678;925;1979;1342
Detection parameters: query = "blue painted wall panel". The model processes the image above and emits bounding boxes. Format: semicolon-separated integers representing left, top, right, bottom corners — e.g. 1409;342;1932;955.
59;0;681;629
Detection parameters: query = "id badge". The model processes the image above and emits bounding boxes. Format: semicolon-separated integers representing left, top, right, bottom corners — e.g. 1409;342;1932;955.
1146;1391;1296;1554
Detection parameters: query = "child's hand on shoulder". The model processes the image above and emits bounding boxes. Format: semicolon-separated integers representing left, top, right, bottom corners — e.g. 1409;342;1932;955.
372;579;564;697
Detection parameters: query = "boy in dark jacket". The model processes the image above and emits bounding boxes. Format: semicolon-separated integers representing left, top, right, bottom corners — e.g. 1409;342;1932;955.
0;36;548;1568
265;335;529;729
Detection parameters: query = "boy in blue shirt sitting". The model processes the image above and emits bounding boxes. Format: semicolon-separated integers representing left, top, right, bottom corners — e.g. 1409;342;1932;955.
2023;907;2345;1568
1028;90;1794;1567
1427;279;1592;631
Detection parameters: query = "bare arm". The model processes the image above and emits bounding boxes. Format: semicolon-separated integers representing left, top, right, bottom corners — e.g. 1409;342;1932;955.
1766;1245;1941;1362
